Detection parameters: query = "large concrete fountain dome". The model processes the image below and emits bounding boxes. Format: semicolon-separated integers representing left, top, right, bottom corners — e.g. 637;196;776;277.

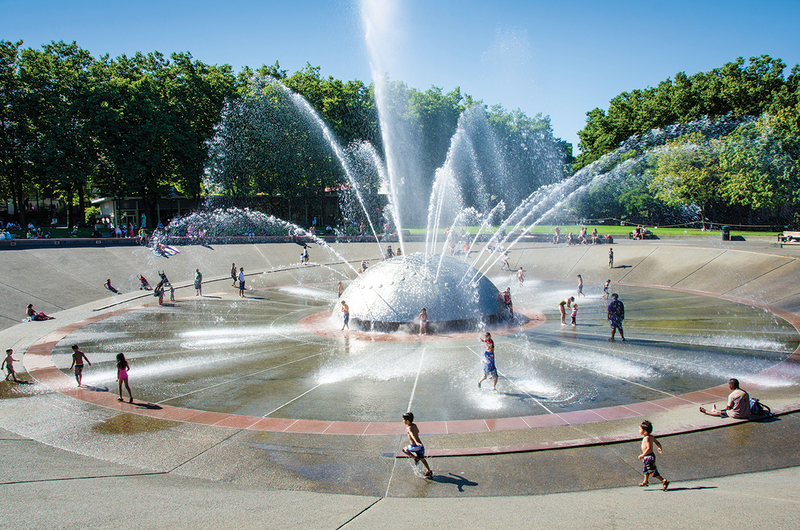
339;252;506;331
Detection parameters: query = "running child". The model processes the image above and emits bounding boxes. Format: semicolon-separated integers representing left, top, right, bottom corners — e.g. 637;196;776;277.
2;349;19;382
402;412;433;478
603;279;611;299
116;353;133;403
477;332;498;392
637;420;669;490
341;300;350;330
500;251;510;271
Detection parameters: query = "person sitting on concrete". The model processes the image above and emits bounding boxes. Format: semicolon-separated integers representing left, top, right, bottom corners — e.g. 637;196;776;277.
27;304;54;321
699;378;750;419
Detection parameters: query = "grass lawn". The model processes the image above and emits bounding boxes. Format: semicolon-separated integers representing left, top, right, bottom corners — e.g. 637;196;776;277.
403;225;780;237
4;225;780;239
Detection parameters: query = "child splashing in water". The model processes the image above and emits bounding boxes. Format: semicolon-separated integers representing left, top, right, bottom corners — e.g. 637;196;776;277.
116;353;133;403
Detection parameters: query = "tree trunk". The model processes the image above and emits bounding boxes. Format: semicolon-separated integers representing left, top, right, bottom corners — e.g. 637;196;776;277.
66;187;74;228
12;170;26;227
78;185;86;227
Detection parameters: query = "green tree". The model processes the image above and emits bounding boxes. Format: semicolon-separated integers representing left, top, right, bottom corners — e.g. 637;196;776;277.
20;42;97;227
206;75;345;223
91;51;235;225
168;53;236;200
576;56;793;170
0;40;35;226
717;117;800;210
650;132;722;228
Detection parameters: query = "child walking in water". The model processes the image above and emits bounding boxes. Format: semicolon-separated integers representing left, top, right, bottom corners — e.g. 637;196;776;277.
402;412;433;478
571;303;578;326
116;353;133;403
638;420;669;490
418;308;428;335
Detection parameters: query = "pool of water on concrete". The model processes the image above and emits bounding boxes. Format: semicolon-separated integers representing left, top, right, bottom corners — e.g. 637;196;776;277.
50;280;799;423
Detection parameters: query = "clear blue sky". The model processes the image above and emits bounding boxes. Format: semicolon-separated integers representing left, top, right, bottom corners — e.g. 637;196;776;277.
3;0;799;153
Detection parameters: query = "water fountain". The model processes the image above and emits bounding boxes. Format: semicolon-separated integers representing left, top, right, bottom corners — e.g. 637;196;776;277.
38;0;797;429
339;252;507;332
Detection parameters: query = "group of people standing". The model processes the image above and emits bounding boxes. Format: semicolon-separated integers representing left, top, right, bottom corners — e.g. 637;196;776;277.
557;275;625;341
230;263;246;297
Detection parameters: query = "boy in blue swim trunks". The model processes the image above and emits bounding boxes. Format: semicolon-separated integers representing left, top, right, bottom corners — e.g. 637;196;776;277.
402;412;432;478
477;332;498;392
341;300;350;330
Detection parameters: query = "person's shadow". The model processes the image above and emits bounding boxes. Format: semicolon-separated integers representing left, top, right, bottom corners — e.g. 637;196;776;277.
82;385;110;392
648;485;717;492
133;402;162;410
429;472;478;492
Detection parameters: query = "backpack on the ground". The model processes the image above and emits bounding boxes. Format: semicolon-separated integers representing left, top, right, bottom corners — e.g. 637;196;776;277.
749;398;772;418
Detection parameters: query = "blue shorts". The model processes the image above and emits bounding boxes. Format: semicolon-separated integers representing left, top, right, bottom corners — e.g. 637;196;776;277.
609;317;623;329
404;444;425;457
343;314;350;324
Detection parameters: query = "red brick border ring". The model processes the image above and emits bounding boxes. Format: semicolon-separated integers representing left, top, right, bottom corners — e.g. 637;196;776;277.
22;290;800;458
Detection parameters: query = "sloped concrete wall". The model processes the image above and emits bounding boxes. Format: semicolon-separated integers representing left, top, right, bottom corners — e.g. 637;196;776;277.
2;241;799;331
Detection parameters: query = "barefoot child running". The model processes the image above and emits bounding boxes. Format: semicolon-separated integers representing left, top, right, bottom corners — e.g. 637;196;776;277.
477;332;498;392
637;420;669;490
116;353;133;403
402;412;433;478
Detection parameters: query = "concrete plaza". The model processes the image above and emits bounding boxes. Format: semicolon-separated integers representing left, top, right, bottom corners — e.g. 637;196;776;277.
1;236;799;528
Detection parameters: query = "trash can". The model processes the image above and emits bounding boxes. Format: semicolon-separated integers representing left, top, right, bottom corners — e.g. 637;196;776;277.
721;226;730;241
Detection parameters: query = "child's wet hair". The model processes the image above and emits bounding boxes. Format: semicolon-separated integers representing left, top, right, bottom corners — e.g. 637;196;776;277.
640;420;653;434
402;412;414;422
